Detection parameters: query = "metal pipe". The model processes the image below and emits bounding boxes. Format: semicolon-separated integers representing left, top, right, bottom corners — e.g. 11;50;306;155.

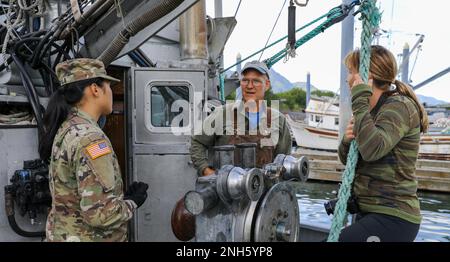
214;0;224;68
306;72;311;107
98;0;184;66
77;0;108;23
184;187;218;215
413;66;450;90
338;0;355;141
236;53;242;73
61;0;115;39
401;42;410;83
179;0;208;64
214;0;223;18
397;34;424;76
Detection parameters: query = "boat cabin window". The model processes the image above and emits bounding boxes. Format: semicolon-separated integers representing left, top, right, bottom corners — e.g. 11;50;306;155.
315;115;322;123
149;84;190;128
335;117;339;125
310;114;314;121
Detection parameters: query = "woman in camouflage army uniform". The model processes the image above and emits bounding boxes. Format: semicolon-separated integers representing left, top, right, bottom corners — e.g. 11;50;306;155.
338;45;428;242
39;58;148;242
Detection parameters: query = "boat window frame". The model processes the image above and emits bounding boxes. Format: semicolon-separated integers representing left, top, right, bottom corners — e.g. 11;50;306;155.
144;80;192;134
315;115;322;123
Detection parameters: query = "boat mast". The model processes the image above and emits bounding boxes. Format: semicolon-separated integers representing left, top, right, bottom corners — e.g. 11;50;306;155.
306;72;311;107
401;42;410;83
214;0;224;69
338;0;355;140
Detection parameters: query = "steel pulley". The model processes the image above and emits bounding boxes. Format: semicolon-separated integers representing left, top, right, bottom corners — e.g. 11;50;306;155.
175;143;310;242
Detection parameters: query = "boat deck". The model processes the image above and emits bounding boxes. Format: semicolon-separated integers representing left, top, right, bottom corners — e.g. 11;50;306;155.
293;148;450;193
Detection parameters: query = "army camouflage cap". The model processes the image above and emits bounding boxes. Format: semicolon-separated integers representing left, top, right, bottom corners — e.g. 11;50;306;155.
56;58;120;86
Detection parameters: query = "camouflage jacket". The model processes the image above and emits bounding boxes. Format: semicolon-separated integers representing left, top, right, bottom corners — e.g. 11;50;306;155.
190;101;292;175
46;109;136;242
338;84;422;224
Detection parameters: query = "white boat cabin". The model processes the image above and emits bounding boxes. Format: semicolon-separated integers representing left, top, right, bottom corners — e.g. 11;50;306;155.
305;97;340;131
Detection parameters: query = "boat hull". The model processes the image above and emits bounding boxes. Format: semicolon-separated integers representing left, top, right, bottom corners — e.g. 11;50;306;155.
287;116;450;158
287;117;339;151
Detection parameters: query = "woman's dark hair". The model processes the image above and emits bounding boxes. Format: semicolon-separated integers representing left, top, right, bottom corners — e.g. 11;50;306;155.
39;77;105;162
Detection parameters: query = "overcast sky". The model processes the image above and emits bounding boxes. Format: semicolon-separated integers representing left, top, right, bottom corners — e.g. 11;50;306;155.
206;0;450;103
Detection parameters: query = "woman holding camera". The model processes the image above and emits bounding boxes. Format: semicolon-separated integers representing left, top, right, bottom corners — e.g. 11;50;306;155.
337;45;428;242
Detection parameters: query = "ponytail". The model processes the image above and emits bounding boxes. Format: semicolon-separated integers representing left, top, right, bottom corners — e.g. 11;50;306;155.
38;77;104;162
345;45;429;133
394;79;429;133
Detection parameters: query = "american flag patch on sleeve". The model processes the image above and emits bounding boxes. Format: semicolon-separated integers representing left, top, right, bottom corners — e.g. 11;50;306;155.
85;140;112;160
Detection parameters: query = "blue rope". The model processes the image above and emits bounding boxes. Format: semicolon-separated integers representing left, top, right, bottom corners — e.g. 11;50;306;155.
327;0;381;242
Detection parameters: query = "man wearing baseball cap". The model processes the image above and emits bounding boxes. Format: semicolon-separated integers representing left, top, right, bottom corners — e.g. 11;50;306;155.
190;60;292;176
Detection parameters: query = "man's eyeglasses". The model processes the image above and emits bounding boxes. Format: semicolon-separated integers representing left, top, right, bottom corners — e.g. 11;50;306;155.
240;78;264;87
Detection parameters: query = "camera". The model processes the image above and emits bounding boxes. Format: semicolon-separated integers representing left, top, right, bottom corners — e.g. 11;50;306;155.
324;196;359;215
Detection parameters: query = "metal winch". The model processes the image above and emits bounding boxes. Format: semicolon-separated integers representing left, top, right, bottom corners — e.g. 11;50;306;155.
183;143;309;242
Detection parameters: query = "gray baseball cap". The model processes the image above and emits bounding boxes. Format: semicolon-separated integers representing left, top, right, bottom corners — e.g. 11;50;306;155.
241;60;270;79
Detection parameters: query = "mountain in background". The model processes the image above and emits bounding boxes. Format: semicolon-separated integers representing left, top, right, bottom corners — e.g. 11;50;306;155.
269;68;325;94
242;68;447;105
291;82;319;93
417;94;448;106
268;69;294;93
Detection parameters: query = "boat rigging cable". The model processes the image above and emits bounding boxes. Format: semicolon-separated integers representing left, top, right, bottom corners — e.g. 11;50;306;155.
218;0;362;100
327;0;381;242
233;0;243;18
258;0;288;61
264;0;361;68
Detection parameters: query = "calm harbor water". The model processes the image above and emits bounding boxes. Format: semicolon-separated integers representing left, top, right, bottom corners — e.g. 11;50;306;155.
294;181;450;242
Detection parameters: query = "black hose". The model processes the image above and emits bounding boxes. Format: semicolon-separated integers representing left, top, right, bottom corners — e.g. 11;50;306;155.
49;43;70;57
38;67;51;97
52;42;72;70
50;42;72;61
4;186;46;238
10;53;45;135
3;31;47;56
0;26;6;42
12;36;60;97
39;60;60;95
98;0;184;66
20;72;44;130
38;23;69;69
13;37;43;62
31;30;54;68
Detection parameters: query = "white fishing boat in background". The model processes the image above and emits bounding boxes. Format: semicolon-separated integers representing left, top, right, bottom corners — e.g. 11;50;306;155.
287;97;340;151
287;97;450;160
